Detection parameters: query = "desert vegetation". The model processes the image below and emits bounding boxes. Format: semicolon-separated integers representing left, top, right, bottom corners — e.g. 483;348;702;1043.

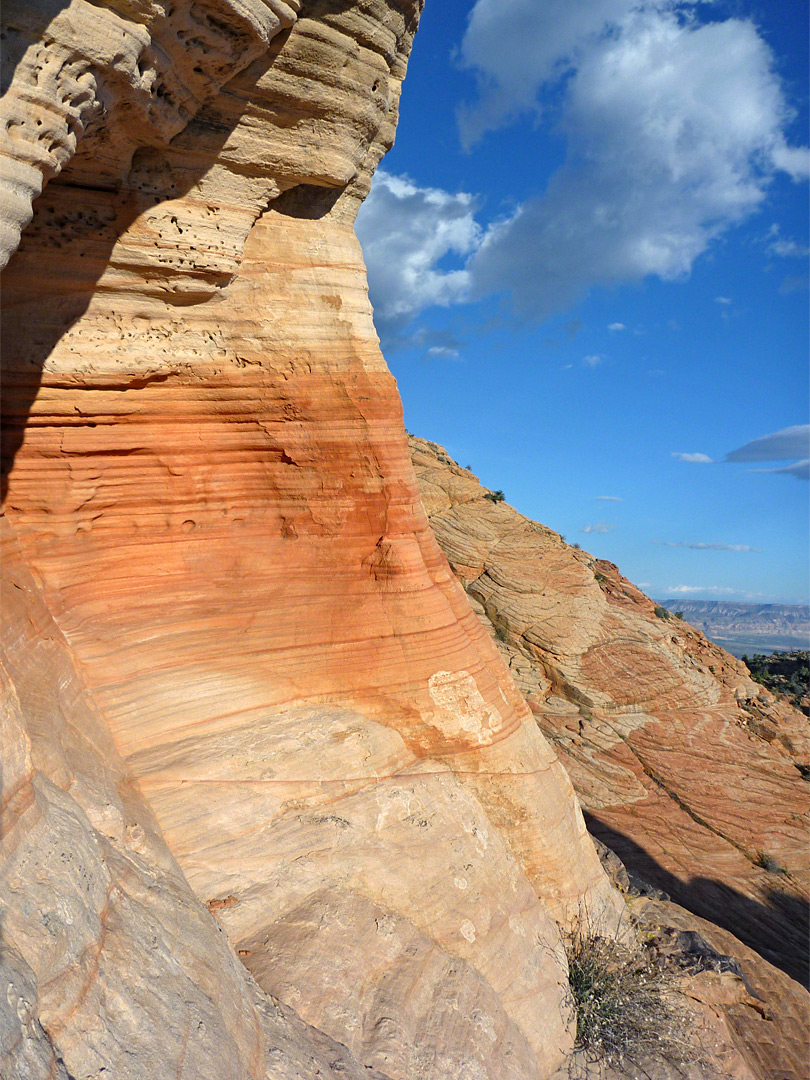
742;650;809;714
565;927;699;1074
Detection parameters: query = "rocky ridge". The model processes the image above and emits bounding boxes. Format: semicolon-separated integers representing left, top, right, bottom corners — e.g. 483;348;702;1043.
657;600;810;657
411;435;809;981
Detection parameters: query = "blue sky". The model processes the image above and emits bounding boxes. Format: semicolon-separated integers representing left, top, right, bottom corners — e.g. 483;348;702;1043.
355;0;809;605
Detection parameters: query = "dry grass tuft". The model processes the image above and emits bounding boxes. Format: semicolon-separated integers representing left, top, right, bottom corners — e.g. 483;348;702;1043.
565;928;698;1072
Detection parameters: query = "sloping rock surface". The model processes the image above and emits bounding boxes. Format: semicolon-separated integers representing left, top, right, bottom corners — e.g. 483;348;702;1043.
1;519;394;1080
1;4;625;1078
411;435;809;989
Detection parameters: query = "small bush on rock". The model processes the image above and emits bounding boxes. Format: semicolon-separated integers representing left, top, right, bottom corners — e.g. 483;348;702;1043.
754;850;786;874
484;489;505;502
565;929;696;1072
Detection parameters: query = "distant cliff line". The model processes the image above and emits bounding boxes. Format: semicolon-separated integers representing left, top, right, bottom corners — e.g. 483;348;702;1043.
657;599;810;657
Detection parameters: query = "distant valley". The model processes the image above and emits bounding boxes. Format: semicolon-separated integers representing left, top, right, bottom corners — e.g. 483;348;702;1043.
657;599;810;657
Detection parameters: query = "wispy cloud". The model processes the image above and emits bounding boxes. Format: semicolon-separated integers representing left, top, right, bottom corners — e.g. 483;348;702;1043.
724;425;810;462
583;354;605;367
582;522;617;534
596;495;623;501
714;296;732;305
672;452;714;464
655;541;761;552
427;345;461;359
608;322;626;331
779;274;810;294
666;584;737;595
751;459;810;480
764;224;810;258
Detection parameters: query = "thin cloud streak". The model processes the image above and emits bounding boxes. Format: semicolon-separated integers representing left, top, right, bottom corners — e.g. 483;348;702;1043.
582;522;617;534
666;584;737;595
655;541;761;552
751;459;810;480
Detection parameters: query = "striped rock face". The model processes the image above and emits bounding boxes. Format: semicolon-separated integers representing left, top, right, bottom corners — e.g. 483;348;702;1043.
411;434;810;1080
1;4;623;1079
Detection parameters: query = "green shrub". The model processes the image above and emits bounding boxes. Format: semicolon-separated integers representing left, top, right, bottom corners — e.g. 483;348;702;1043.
743;651;809;712
654;605;671;620
484;490;505;503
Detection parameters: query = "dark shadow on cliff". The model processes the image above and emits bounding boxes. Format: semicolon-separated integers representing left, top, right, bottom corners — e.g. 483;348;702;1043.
585;812;810;988
1;0;372;502
0;26;283;501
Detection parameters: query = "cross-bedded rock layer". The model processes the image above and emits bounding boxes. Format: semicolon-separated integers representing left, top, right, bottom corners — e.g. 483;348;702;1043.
2;4;625;1078
411;435;809;988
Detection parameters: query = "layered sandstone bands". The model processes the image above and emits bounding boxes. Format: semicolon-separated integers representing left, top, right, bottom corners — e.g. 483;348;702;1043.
411;436;809;987
1;523;396;1080
2;4;625;1078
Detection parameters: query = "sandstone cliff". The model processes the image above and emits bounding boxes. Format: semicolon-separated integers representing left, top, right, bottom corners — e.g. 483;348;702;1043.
3;2;803;1076
1;4;627;1078
411;434;810;1073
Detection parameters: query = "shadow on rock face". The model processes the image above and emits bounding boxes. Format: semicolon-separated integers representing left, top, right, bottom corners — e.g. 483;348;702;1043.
585;813;810;987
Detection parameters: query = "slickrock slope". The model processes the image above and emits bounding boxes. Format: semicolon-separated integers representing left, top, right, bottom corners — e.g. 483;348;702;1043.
2;3;625;1078
1;522;395;1080
411;436;809;989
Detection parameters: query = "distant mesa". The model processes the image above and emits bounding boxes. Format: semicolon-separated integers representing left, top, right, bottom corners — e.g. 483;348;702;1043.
657;599;810;657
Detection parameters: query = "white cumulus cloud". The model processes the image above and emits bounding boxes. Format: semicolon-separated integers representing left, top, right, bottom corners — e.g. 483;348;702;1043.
467;5;808;319
458;0;649;147
358;4;808;332
355;171;480;332
608;322;626;331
